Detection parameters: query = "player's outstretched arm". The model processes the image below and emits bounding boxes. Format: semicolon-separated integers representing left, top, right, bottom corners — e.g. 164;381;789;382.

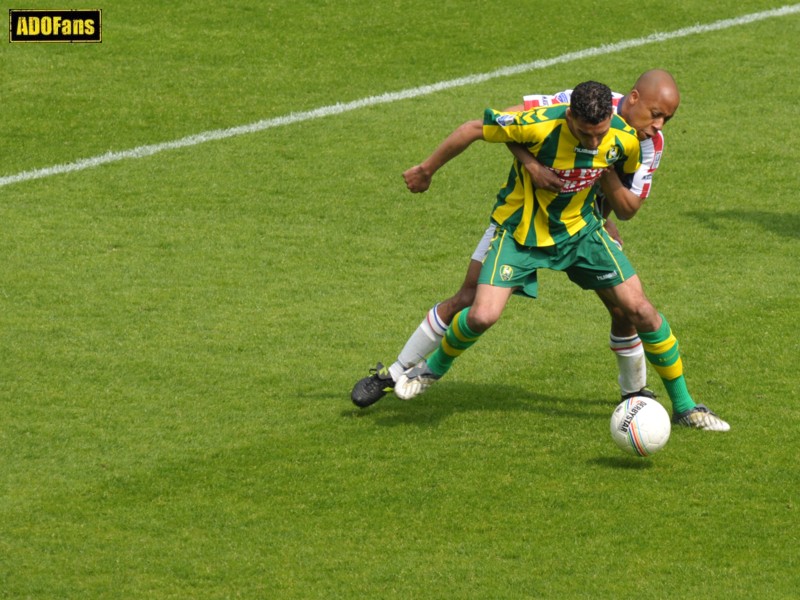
599;168;645;220
403;120;484;193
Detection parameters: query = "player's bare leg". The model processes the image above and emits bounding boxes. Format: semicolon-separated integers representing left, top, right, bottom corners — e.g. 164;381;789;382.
597;277;729;431
351;260;481;407
395;284;515;400
596;292;649;398
392;259;483;377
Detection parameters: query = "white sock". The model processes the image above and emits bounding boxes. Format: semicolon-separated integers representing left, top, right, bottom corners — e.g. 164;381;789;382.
389;304;448;381
609;333;647;395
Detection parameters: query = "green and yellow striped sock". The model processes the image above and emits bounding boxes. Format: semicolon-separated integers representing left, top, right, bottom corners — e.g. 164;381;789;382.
638;313;696;414
427;309;482;377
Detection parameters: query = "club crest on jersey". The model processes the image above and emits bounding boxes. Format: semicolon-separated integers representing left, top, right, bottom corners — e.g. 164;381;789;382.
605;145;621;162
496;114;516;127
500;265;514;281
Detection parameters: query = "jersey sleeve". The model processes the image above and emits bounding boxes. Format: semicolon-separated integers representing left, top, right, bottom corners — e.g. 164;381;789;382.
617;133;641;176
482;109;529;144
482;105;565;145
618;132;664;199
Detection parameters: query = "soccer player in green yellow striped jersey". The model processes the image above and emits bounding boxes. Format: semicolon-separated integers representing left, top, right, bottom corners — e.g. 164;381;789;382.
393;81;729;432
482;104;638;247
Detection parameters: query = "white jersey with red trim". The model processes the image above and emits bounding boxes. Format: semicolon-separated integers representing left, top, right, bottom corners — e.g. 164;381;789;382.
523;90;664;200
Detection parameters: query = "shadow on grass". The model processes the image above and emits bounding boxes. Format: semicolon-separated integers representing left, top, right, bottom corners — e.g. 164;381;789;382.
341;381;615;429
588;456;655;470
684;209;800;239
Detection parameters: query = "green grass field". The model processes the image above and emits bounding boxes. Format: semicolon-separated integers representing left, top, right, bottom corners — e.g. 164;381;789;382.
2;2;799;598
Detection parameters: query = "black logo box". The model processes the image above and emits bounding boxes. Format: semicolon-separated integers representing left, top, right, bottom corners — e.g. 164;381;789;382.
9;9;102;43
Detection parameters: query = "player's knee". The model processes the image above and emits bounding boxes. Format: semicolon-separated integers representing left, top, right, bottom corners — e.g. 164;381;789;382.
466;306;499;333
622;301;659;331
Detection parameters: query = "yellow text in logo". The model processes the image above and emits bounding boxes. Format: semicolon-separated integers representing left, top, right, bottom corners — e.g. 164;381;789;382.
9;9;102;43
15;15;96;36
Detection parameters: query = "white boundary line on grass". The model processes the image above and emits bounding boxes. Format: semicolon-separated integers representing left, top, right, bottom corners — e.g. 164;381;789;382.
2;4;799;189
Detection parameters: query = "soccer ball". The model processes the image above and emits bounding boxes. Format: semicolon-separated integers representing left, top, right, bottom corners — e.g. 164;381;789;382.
610;396;671;457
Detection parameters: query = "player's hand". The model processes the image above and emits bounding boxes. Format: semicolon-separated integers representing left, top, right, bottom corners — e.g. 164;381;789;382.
604;217;623;248
403;165;432;193
524;161;563;193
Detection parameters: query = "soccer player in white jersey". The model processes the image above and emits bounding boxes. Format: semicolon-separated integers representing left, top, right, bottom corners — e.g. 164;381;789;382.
351;70;728;431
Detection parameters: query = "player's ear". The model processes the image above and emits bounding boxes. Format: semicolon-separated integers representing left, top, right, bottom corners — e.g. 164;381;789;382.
628;89;640;104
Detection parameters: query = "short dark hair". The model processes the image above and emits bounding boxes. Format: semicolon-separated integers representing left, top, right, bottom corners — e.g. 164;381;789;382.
570;81;613;124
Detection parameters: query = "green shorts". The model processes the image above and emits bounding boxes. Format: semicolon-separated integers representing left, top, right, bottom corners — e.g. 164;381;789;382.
478;224;636;298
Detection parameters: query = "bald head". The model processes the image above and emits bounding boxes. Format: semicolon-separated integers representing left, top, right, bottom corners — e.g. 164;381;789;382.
634;69;680;109
620;69;680;139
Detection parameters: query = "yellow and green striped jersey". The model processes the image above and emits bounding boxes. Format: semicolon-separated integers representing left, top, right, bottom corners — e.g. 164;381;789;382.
482;104;640;247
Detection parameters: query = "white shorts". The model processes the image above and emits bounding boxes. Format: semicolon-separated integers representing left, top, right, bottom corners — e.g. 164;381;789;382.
470;223;498;262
